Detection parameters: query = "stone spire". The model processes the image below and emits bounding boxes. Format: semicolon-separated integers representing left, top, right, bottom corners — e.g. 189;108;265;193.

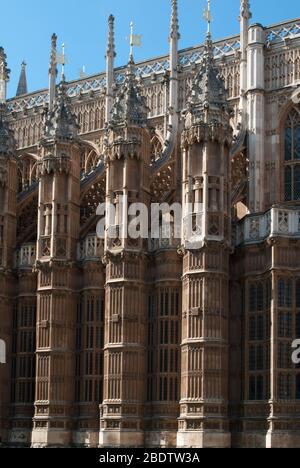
48;33;58;111
105;15;116;123
0;48;10;104
42;81;79;142
170;0;180;41
16;61;28;96
110;59;148;128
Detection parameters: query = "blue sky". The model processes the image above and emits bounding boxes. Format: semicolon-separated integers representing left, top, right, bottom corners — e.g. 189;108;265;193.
1;0;300;98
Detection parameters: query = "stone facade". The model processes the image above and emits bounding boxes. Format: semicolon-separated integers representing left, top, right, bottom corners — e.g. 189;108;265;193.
0;0;300;448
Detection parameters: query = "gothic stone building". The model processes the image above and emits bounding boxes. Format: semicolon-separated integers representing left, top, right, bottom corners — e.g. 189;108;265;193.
0;0;300;448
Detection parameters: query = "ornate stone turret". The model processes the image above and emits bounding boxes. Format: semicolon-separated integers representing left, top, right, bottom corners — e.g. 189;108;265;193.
178;12;233;447
182;33;232;246
31;34;81;448
100;54;151;448
0;54;17;445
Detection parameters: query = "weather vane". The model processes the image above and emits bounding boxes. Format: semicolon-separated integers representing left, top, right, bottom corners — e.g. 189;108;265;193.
127;21;142;60
56;43;68;81
203;0;212;36
79;65;87;79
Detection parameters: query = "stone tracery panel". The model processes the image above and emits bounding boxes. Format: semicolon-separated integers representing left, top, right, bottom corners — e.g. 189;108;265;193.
80;146;102;179
81;179;106;229
265;47;300;91
231;151;248;204
73;98;106;135
150;165;174;202
17;195;38;244
10;115;43;150
150;135;164;165
17;154;38;193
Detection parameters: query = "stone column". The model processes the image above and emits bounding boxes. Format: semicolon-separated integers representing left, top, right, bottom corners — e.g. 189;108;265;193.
247;24;265;213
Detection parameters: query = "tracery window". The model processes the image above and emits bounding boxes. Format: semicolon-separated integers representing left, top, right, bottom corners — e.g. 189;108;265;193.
147;288;181;403
75;294;104;404
11;301;36;404
276;277;300;400
150;135;163;165
284;107;300;201
247;280;271;401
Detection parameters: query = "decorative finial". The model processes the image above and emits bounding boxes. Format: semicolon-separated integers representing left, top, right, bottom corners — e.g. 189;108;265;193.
106;15;116;124
107;14;116;57
61;43;66;82
49;33;58;77
202;0;214;62
49;33;58;110
0;47;10;82
203;0;212;38
56;43;68;82
240;0;252;20
79;65;87;79
170;0;180;40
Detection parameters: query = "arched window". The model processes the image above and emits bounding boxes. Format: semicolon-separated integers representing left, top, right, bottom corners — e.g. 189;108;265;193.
150;135;163;164
284;107;300;201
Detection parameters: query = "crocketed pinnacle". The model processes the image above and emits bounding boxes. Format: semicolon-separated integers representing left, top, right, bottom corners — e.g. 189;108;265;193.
49;33;58;77
170;0;180;40
240;0;252;20
0;47;10;82
110;58;148;127
107;15;116;58
42;80;79;141
187;33;228;123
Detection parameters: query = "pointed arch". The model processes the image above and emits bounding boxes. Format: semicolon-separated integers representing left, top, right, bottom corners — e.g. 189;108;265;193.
17;153;39;192
150;134;164;165
281;102;300;202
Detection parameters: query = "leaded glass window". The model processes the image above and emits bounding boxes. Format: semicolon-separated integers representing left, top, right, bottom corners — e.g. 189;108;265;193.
284;108;300;201
278;278;292;308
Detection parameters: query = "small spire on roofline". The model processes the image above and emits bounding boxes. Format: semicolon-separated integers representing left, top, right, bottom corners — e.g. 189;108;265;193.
16;61;28;96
